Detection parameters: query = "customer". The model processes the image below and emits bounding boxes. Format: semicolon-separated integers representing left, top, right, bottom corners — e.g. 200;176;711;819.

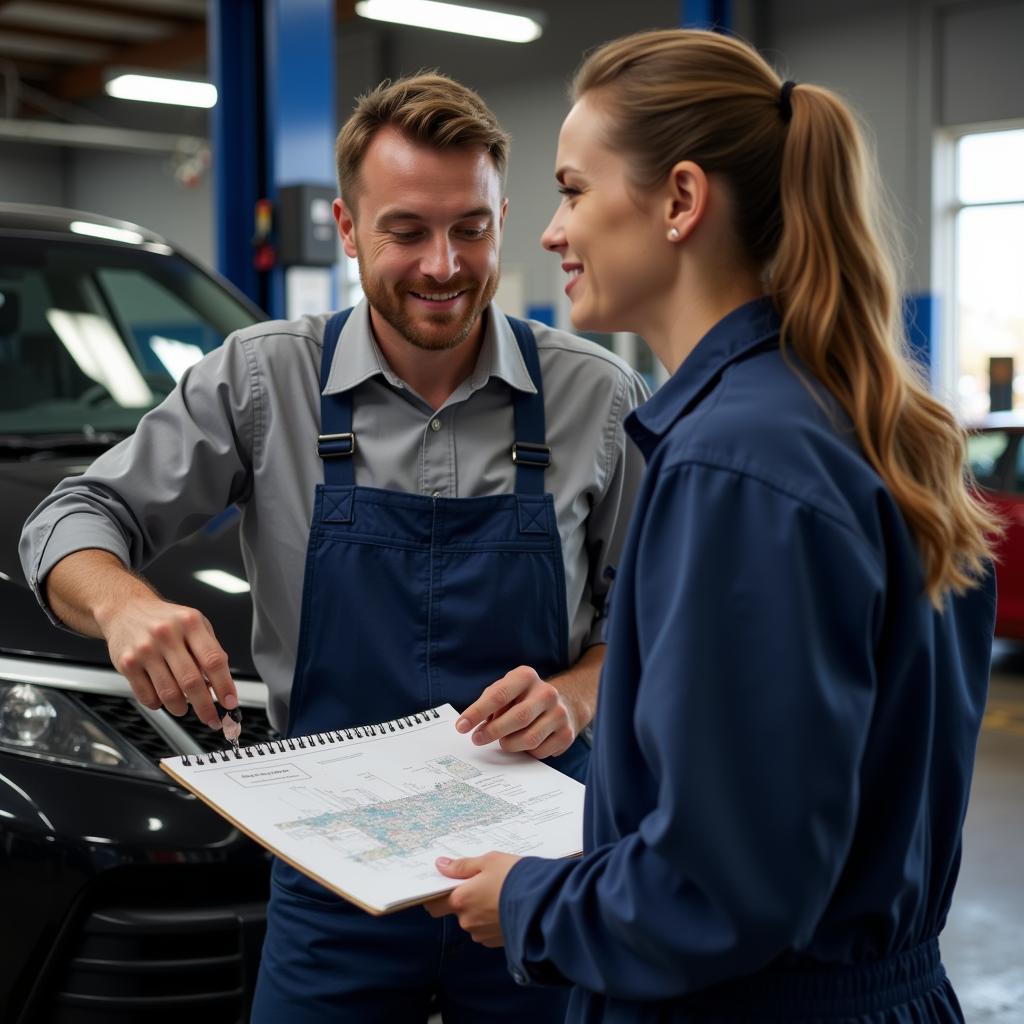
430;29;998;1024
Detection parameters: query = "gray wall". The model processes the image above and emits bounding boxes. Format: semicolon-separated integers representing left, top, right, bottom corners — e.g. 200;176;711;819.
68;149;214;266
0;142;66;205
763;0;1024;293
0;142;214;265
0;97;214;263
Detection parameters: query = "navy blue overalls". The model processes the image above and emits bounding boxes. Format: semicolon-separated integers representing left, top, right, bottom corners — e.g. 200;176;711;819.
251;309;585;1022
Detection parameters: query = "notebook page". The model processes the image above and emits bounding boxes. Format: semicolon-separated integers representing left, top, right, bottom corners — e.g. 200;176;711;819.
160;704;584;914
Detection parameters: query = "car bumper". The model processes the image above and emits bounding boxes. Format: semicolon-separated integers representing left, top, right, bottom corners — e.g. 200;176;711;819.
0;752;270;1024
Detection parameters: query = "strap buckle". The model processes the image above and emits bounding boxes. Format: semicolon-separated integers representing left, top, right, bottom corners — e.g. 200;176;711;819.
318;432;356;459
511;441;551;468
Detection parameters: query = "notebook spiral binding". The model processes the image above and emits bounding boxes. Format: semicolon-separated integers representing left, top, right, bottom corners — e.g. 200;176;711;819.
179;707;443;767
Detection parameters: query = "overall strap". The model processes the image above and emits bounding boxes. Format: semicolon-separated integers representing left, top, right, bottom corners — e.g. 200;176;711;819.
506;316;550;496
318;308;356;487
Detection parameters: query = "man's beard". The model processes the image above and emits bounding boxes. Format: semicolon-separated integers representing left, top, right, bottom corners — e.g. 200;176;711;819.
359;267;500;352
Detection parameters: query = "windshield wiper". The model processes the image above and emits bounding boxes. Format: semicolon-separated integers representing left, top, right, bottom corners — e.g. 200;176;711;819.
0;431;130;458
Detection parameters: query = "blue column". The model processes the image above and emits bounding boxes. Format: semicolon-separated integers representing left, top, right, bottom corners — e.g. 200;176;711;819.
680;0;733;31
263;0;336;319
210;0;335;318
209;0;262;307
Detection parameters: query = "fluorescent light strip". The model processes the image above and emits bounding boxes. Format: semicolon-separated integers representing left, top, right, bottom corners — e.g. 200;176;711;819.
105;73;217;109
355;0;541;42
69;220;145;245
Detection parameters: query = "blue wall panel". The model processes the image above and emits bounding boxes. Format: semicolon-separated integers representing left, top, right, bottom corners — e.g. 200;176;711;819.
264;0;336;188
904;291;938;383
680;0;733;31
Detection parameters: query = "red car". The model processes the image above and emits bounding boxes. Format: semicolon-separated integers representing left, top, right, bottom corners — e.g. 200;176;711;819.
967;412;1024;638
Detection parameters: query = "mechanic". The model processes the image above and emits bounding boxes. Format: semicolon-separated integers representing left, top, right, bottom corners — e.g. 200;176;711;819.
20;72;648;1023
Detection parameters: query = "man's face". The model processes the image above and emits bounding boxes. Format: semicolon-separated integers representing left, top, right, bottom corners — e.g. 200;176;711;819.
334;128;507;352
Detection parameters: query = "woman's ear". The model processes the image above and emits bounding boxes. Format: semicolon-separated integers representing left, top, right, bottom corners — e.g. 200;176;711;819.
664;160;709;243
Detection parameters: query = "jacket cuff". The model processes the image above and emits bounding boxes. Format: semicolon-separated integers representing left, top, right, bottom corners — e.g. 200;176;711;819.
500;855;575;988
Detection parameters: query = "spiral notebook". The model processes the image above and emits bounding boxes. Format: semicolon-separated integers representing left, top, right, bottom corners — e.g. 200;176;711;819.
160;704;585;915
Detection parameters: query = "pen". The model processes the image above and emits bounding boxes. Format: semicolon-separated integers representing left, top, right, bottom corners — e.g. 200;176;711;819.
214;701;243;755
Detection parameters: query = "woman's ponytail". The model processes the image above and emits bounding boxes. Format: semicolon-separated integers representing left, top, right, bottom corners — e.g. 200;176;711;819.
772;85;998;604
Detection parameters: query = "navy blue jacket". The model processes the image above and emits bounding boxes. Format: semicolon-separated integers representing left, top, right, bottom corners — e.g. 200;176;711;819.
500;299;995;1022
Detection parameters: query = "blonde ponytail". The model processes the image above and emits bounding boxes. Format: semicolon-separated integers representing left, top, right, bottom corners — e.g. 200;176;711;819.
573;29;998;604
773;85;998;603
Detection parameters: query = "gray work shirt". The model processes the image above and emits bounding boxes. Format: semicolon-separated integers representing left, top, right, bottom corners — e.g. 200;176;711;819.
20;300;650;730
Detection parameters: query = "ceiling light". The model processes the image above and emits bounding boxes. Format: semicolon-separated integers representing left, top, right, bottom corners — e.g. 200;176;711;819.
355;0;542;43
105;72;217;109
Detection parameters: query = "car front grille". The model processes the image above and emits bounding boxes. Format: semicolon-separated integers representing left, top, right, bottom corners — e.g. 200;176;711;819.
74;692;279;762
30;901;266;1024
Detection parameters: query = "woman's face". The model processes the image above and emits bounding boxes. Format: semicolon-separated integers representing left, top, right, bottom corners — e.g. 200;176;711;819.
542;95;673;334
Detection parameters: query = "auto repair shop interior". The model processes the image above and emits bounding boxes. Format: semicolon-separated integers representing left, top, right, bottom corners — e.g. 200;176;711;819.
0;2;1022;1023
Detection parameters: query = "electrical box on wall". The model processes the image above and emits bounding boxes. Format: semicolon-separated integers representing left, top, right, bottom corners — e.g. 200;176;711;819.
277;184;337;267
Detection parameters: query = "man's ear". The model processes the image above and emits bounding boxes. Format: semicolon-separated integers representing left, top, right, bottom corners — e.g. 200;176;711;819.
333;197;358;259
499;197;509;233
664;160;709;243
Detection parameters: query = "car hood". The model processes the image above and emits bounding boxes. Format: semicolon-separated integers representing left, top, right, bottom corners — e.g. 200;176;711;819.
0;456;257;676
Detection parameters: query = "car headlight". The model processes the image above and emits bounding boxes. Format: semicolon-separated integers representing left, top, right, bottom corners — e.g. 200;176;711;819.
0;681;156;776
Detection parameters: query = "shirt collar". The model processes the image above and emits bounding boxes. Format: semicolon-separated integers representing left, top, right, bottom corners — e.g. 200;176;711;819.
628;297;781;456
323;298;537;396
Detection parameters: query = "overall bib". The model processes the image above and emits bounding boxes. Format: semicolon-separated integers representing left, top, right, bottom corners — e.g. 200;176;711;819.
251;309;584;1022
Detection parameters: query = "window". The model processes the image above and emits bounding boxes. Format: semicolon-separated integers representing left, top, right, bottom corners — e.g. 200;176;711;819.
950;127;1024;419
97;269;230;380
0;236;259;436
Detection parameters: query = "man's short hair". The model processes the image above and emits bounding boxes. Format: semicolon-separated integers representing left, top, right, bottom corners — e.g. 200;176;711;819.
335;72;510;208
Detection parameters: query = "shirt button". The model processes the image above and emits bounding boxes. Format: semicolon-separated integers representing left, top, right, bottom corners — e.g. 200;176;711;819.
430;418;441;431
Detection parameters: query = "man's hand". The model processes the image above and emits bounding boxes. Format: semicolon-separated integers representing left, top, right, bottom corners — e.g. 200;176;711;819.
46;550;236;727
100;594;237;726
424;852;521;947
456;666;578;760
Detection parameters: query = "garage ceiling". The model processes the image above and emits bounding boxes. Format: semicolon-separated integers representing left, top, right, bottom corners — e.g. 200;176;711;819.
0;0;213;115
0;0;366;118
0;0;686;136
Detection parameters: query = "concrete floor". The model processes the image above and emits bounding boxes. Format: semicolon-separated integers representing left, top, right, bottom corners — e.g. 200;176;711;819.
943;641;1024;1023
429;649;1024;1022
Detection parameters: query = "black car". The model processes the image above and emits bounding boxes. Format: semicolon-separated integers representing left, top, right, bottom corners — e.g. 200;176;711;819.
0;204;274;1024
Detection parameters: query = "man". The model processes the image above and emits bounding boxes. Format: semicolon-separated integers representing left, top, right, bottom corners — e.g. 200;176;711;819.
20;73;648;1022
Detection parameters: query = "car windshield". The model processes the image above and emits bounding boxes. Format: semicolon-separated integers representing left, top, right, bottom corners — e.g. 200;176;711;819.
0;235;260;445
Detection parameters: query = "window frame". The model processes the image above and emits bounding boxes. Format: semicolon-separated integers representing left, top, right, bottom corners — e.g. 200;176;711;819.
934;119;1024;416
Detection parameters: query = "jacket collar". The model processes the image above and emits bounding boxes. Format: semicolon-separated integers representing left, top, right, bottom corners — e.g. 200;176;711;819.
628;297;781;457
323;298;537;396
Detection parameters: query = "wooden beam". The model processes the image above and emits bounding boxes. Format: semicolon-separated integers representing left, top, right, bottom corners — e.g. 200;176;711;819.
0;22;147;49
51;21;206;101
0;54;58;81
54;0;201;27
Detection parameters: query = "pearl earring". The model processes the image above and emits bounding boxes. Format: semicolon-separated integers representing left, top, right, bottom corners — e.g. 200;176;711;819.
668;227;680;241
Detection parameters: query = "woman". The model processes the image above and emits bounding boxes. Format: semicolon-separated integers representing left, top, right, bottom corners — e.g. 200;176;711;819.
427;28;998;1023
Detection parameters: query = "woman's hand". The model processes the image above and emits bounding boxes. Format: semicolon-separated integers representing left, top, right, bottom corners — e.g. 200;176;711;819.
424;852;522;947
